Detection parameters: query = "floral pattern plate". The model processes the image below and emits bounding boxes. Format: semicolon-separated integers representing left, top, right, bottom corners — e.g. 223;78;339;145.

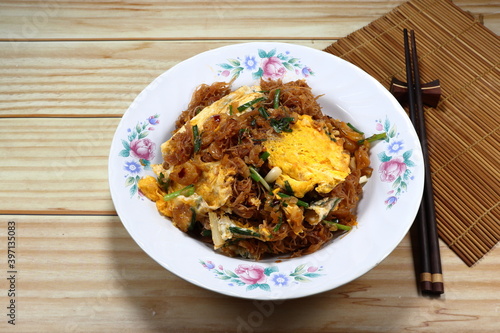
108;42;424;300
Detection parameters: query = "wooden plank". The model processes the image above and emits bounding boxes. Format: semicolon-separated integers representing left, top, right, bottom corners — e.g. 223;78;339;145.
0;0;406;41
1;215;499;332
0;118;118;213
0;1;497;41
0;40;334;117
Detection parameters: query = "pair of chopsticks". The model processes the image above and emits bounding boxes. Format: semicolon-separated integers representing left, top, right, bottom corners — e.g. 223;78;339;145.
403;29;444;295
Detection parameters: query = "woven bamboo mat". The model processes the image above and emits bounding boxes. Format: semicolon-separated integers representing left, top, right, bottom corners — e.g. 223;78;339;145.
324;0;499;266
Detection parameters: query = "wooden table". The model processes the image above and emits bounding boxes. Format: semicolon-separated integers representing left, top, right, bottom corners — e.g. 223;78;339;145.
1;1;498;332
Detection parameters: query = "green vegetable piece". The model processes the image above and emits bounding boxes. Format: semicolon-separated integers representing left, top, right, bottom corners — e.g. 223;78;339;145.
359;132;388;144
260;151;270;161
238;128;248;144
270;117;294;133
347;122;364;134
273;217;283;232
163;184;195;201
323;219;352;231
277;192;309;208
193;125;201;153
229;226;261;238
273;89;281;109
284;180;294;195
237;97;265;112
188;207;197;231
201;229;212;237
259;107;270;119
157;173;170;191
249;166;271;191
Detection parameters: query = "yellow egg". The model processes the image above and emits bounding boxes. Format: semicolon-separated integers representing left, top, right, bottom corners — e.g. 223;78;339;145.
263;114;351;198
189;161;236;210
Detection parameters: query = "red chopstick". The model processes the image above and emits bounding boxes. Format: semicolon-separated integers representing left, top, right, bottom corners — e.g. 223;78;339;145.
403;29;444;295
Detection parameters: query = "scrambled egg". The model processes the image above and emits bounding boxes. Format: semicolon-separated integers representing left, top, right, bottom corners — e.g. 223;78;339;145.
140;85;263;221
263;114;351;198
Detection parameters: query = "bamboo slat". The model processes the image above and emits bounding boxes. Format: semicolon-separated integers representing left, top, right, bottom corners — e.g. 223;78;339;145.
0;40;333;117
324;0;500;266
1;215;499;332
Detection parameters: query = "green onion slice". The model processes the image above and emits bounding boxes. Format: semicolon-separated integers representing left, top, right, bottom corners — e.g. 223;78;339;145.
270;117;294;133
277;192;309;208
249;166;271;191
347;122;364;134
273;217;283;232
237;97;266;112
229;226;261;238
188;207;197;231
260;151;270;161
163;184;195;201
273;89;281;109
157;173;170;191
193;125;201;153
323;219;352;231
364;132;387;143
258;107;270;119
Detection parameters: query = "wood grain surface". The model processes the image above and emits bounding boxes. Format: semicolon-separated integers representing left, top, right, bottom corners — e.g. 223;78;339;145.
0;1;498;332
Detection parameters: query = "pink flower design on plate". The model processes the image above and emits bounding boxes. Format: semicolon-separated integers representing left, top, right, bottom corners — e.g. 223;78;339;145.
234;264;267;285
379;156;407;183
261;56;286;80
130;138;156;160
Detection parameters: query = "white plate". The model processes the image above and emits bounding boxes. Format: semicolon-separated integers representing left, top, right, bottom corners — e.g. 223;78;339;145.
109;42;424;300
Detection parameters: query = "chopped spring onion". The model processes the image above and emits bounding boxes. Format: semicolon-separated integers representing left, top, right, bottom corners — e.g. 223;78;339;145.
277;192;309;208
249;166;271;191
229;226;261;238
264;166;281;183
229;105;234;115
157;173;170;191
273;217;283;232
359;132;387;144
270;117;294;133
201;229;212;237
284;180;294;195
273;89;281;109
260;151;271;161
347;122;364;134
192;125;201;153
323;219;352;231
237;97;266;112
163;184;195;201
238;128;248;144
258;107;270;119
188;207;197;231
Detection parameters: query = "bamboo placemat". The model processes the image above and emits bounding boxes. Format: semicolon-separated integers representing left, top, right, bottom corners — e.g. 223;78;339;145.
324;0;499;266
